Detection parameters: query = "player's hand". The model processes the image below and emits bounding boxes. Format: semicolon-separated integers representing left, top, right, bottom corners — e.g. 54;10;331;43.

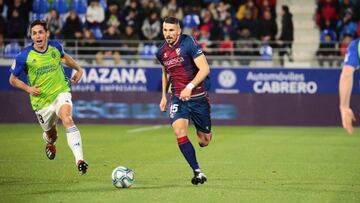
340;107;356;135
27;85;40;96
180;88;192;101
71;69;83;84
159;97;167;112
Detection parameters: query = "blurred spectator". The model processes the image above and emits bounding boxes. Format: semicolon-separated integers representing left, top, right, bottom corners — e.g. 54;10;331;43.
161;0;183;19
86;0;105;27
123;0;143;32
7;0;28;25
315;0;338;28
216;1;231;23
256;0;276;19
278;5;294;66
46;9;62;39
120;25;140;64
63;10;83;46
218;34;234;65
6;9;26;40
79;29;99;64
142;0;160;17
237;10;260;39
182;5;200;35
320;18;337;31
104;2;123;32
339;34;353;59
336;9;357;40
221;16;235;39
234;27;259;65
236;0;258;21
72;0;88;24
0;10;4;42
338;0;354;19
258;10;277;46
141;10;161;41
96;26;121;65
316;33;338;67
320;28;337;41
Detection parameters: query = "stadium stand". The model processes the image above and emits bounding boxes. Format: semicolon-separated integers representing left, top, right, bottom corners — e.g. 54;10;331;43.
0;0;358;68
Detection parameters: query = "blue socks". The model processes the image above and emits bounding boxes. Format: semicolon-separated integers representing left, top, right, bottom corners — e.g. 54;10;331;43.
177;136;199;171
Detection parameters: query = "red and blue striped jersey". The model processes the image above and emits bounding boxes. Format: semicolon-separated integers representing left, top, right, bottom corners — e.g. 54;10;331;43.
156;34;209;96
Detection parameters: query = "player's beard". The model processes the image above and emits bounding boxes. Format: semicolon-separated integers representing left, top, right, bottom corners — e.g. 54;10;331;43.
166;36;179;46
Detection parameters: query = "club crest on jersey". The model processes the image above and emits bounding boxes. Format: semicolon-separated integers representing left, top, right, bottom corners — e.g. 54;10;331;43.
176;48;181;56
32;59;37;63
163;53;167;58
11;60;16;70
51;51;56;58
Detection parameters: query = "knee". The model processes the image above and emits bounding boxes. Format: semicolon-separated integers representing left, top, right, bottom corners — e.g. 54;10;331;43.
61;116;74;128
173;128;186;138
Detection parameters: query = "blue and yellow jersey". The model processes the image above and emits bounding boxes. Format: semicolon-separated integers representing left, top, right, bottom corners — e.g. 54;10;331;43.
10;41;70;110
344;38;360;69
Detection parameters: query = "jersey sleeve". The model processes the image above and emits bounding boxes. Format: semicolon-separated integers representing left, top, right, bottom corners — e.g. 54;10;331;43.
50;41;65;57
9;52;27;76
343;40;359;69
185;35;203;59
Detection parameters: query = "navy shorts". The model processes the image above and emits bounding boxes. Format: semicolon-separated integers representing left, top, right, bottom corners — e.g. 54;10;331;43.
169;93;211;134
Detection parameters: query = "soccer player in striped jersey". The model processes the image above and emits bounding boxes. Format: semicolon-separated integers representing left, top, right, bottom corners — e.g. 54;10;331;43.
339;37;360;135
8;20;88;174
156;16;212;185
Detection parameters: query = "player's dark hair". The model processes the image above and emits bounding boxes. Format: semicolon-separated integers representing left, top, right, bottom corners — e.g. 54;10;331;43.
30;20;48;32
163;16;180;25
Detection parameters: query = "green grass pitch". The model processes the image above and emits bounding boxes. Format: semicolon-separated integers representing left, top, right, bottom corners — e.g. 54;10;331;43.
0;124;359;203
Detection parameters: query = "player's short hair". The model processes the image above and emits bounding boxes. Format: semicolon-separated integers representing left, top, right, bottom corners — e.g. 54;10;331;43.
163;16;180;26
30;20;48;32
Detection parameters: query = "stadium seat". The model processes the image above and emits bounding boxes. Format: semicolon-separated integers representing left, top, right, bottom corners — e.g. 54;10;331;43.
72;0;88;15
4;42;21;58
51;0;69;15
30;13;48;22
32;0;49;14
140;43;158;59
90;26;103;39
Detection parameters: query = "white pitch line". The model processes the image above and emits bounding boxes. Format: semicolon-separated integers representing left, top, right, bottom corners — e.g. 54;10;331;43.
127;125;168;133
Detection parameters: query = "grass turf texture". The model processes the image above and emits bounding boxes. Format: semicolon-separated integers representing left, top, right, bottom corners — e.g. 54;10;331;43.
0;124;359;203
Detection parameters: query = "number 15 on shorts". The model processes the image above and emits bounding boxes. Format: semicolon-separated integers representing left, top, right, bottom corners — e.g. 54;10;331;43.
170;104;178;118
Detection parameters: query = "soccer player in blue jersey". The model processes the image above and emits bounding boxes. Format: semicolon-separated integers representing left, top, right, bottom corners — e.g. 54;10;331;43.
8;20;88;174
156;16;212;185
339;37;360;135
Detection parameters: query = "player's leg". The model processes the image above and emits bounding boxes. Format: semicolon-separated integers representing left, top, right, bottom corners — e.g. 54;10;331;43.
170;96;206;185
56;92;88;174
196;131;212;148
43;126;58;160
190;95;212;148
36;106;58;160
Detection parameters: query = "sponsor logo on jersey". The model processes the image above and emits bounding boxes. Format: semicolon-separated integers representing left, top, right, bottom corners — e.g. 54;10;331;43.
197;49;203;55
163;57;184;67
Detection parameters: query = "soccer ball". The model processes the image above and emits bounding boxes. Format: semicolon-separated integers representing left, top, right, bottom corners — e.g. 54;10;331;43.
111;166;134;188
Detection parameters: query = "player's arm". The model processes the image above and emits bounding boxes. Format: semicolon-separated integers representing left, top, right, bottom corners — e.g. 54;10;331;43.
9;74;40;96
61;53;83;84
160;66;170;112
180;54;210;100
339;65;356;134
192;54;210;86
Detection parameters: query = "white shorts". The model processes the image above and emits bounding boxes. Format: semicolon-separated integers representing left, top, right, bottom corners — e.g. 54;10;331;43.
35;92;73;132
